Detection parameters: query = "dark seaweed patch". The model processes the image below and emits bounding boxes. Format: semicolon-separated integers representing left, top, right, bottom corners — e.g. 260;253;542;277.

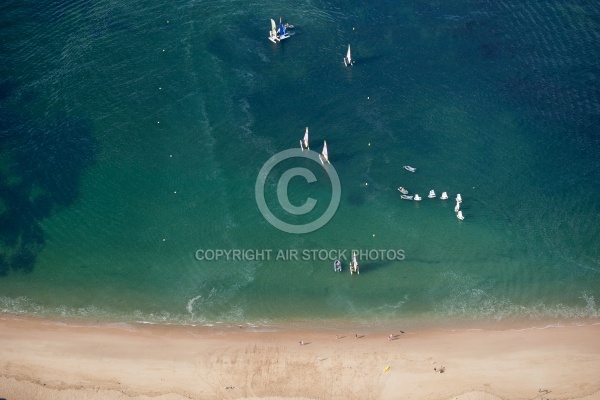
0;88;97;275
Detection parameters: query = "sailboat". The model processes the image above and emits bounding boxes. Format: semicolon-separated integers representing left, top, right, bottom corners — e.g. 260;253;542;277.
350;252;359;275
268;18;290;43
319;140;329;164
300;127;309;151
343;44;354;66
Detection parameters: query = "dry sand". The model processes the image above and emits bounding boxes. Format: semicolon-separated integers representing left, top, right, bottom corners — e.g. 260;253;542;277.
1;315;599;400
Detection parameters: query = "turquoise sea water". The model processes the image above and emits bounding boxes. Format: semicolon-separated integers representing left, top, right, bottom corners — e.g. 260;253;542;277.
1;0;599;328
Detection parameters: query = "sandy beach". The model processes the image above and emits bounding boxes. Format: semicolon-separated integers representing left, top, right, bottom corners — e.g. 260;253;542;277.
1;315;599;400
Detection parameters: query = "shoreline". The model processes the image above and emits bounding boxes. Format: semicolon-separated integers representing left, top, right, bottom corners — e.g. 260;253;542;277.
4;306;600;333
1;314;600;400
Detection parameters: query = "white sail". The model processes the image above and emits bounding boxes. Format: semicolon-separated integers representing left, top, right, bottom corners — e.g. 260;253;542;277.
303;127;309;149
271;19;277;36
350;251;359;274
344;44;353;66
322;140;329;162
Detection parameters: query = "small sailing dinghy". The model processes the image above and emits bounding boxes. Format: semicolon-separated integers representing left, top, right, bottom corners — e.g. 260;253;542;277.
350;252;359;275
428;190;436;198
343;44;355;66
414;194;422;201
269;18;290;43
456;194;462;203
334;259;342;272
440;192;448;200
300;127;309;151
403;165;416;172
454;202;460;212
319;140;330;164
398;187;408;195
457;211;464;220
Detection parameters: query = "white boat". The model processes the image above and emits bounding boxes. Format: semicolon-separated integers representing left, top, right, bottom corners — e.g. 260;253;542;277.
334;259;342;272
440;192;448;200
319;140;329;164
400;195;413;200
456;193;462;203
350;252;359;275
269;18;290;43
428;190;436;198
454;202;460;212
300;127;309;151
457;211;464;220
343;44;355;66
414;194;422;201
398;187;408;195
403;165;416;172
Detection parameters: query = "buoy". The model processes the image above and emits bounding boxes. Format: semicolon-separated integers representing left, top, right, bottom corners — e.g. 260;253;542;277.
365;183;368;186
174;191;177;194
169;154;172;157
162;238;166;241
157;121;160;124
368;143;371;146
367;96;370;99
159;87;162;90
372;234;375;237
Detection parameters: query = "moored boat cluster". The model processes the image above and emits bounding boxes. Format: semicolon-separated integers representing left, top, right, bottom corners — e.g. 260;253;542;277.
398;170;465;221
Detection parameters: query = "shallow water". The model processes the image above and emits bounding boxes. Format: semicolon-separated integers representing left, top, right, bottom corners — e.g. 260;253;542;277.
1;0;599;327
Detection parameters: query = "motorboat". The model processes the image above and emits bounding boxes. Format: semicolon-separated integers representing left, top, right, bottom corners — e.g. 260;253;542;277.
414;194;422;201
428;190;436;198
440;192;448;200
456;193;462;203
457;211;464;220
334;259;342;272
400;195;413;200
403;165;416;172
398;187;408;195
